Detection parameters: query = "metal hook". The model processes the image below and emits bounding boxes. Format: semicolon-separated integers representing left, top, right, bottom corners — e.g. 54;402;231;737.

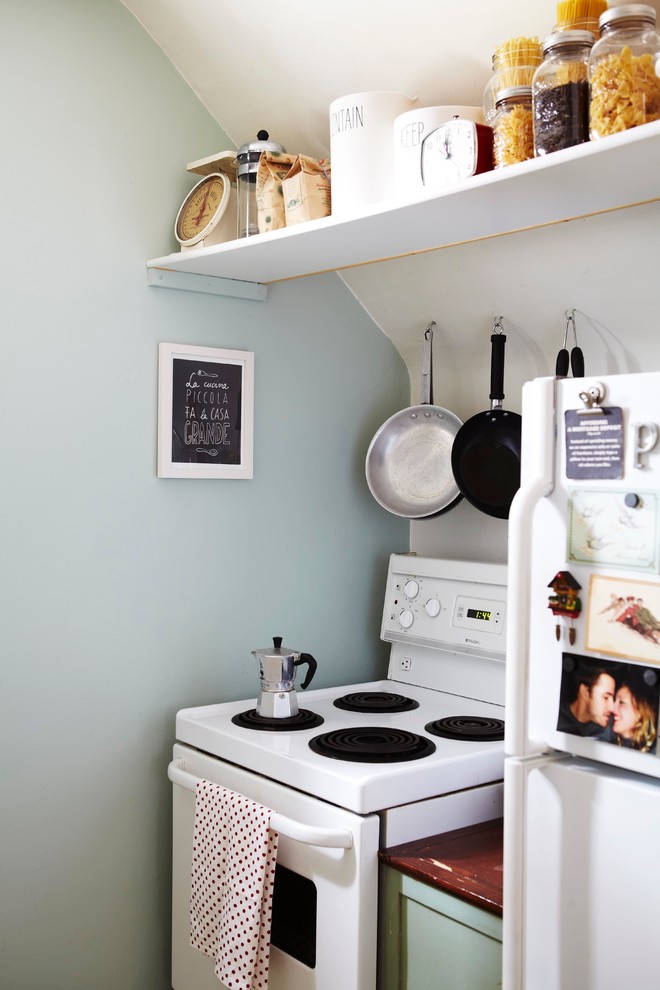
424;320;436;341
492;316;504;335
563;309;577;350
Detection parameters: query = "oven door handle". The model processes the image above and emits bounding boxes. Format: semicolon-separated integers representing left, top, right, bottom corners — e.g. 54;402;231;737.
168;759;354;849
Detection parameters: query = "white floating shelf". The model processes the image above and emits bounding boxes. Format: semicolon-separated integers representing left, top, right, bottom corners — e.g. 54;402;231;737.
147;120;660;292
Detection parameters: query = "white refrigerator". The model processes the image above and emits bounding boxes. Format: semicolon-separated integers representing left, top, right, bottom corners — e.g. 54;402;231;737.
503;371;660;990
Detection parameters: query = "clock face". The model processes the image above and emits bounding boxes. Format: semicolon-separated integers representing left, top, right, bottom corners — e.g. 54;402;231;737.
421;120;481;188
175;173;230;245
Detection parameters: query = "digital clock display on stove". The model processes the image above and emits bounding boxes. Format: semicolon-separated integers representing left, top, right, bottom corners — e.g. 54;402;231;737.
452;595;503;635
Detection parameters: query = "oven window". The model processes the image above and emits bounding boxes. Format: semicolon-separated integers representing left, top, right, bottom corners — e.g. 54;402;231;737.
271;864;317;968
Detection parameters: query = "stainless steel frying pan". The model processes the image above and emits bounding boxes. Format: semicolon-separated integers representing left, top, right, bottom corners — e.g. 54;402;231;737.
365;323;463;518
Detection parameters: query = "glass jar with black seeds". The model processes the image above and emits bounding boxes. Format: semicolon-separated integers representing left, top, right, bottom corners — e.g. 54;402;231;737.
532;29;595;156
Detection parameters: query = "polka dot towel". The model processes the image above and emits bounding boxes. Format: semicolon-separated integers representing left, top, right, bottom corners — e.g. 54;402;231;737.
190;780;279;990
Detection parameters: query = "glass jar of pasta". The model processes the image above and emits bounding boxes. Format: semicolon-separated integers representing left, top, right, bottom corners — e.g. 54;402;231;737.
494;86;535;166
588;4;660;138
554;0;607;36
483;37;543;125
533;30;595;156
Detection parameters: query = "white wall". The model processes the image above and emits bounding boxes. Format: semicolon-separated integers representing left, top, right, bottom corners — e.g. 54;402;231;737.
121;0;660;572
341;199;660;562
0;3;408;987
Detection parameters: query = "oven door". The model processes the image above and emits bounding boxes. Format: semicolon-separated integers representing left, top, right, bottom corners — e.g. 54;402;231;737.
170;743;380;990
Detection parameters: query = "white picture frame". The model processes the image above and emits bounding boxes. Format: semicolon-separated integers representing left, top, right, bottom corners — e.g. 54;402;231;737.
586;574;660;665
157;342;254;479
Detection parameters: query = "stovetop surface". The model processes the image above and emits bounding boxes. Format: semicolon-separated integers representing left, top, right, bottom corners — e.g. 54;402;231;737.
177;556;508;814
176;678;505;814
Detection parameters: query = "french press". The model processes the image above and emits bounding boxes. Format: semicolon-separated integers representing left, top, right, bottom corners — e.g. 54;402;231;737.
236;129;287;238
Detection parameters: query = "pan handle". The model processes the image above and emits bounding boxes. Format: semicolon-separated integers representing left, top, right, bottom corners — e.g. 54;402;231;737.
420;322;435;406
489;330;506;409
556;311;585;378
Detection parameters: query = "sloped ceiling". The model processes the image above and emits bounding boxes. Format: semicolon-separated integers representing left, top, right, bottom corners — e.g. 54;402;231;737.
119;0;592;158
121;0;660;415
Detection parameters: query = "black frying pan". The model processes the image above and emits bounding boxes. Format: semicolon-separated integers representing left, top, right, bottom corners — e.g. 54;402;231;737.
450;330;522;520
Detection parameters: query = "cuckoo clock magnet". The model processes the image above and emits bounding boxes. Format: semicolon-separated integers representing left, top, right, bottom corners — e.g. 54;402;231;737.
548;571;582;644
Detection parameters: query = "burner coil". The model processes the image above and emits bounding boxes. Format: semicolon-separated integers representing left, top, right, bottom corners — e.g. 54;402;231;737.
425;715;505;741
232;709;324;732
333;691;419;714
309;726;435;762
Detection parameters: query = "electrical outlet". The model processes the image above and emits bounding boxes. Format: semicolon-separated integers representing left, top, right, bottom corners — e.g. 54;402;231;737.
400;657;412;671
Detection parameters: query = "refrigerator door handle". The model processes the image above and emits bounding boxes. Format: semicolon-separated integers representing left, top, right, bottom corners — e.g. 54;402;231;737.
168;758;354;849
502;752;569;990
505;376;556;757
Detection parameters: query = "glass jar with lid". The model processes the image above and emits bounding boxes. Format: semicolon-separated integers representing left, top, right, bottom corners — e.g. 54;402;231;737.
494;86;535;166
483;37;543;125
588;4;660;138
533;30;595;156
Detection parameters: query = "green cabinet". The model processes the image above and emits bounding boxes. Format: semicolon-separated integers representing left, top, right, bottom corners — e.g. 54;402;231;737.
379;866;503;990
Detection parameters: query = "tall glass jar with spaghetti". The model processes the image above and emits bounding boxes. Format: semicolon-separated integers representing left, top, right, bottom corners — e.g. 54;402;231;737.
494;86;535;166
483;37;542;125
588;4;660;138
533;30;595;155
554;0;607;36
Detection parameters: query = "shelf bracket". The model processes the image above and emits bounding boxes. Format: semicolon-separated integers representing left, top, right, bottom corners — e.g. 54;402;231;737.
147;267;267;301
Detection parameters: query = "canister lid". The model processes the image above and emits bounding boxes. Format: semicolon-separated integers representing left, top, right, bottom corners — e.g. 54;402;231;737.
542;29;596;52
496;85;533;104
599;4;656;30
236;130;287;176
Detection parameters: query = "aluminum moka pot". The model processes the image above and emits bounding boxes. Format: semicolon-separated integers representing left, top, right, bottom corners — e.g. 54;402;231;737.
251;636;318;718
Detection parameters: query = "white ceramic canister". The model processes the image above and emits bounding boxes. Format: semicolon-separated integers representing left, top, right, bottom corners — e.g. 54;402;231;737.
329;91;419;217
393;106;484;197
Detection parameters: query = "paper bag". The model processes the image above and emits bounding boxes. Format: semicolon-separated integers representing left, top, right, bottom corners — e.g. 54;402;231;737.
283;156;332;226
256;151;296;233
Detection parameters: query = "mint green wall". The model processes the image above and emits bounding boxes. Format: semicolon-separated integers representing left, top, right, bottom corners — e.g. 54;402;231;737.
0;3;408;987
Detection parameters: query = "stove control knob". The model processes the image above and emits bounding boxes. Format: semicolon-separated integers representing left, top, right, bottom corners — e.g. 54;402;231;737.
399;609;414;629
404;580;419;599
425;598;441;617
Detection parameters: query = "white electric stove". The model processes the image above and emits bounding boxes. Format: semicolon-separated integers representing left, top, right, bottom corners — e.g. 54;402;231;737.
169;554;507;990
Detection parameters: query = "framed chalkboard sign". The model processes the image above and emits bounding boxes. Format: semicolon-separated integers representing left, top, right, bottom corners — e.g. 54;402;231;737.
157;343;254;479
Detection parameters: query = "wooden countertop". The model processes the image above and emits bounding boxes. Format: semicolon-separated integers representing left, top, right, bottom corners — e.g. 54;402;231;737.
378;818;503;917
